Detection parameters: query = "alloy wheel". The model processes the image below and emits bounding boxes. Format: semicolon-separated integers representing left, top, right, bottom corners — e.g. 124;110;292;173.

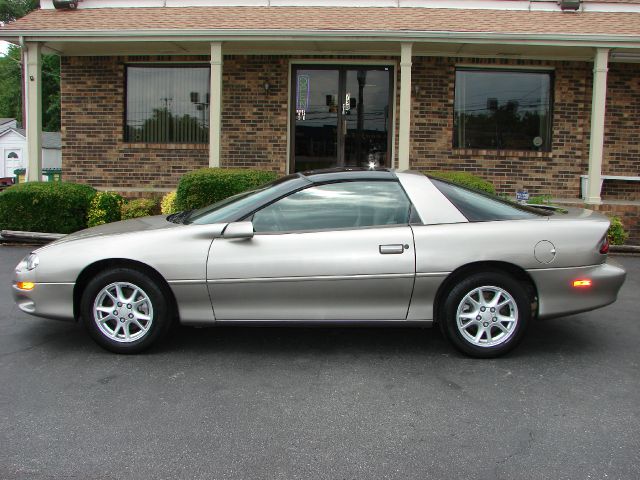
93;282;154;343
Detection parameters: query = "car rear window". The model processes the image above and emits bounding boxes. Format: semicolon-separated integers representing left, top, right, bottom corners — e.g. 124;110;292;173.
430;178;550;222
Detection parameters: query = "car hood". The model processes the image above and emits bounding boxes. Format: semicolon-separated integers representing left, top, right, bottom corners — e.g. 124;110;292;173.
41;215;179;249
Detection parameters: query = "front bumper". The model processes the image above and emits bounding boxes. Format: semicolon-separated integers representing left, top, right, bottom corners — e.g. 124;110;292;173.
13;268;75;321
529;259;626;319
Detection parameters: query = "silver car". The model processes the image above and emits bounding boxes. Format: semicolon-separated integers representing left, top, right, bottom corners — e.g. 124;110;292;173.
13;169;626;357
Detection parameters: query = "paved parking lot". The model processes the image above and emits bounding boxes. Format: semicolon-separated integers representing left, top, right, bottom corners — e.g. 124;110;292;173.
1;245;639;480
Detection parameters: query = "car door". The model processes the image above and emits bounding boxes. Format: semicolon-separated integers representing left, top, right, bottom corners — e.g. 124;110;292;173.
207;180;416;321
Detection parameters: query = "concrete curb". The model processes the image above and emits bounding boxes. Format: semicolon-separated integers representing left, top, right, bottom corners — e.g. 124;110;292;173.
1;230;66;244
610;245;640;254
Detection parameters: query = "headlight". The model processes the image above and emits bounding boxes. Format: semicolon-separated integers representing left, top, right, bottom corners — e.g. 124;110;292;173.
16;253;39;273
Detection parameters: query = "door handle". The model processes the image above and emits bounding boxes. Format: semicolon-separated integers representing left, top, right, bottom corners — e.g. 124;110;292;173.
379;244;407;255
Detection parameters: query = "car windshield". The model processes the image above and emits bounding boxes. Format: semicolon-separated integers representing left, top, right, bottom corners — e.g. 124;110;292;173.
184;174;305;225
430;178;552;221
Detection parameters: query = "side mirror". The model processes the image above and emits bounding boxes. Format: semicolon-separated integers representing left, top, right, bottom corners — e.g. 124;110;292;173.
222;221;254;239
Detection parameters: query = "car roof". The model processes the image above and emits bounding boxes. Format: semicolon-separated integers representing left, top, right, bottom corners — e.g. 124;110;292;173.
299;167;397;183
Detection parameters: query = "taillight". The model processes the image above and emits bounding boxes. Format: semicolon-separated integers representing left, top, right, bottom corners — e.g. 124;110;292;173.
573;279;592;288
599;236;610;255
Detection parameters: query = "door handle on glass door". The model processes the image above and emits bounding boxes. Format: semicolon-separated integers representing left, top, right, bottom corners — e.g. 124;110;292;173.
379;244;406;254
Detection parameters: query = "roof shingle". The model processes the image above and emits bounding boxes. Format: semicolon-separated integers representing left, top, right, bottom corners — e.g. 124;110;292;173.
2;6;640;38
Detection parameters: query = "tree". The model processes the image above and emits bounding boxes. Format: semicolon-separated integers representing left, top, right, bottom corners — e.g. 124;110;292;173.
0;0;39;24
0;0;60;132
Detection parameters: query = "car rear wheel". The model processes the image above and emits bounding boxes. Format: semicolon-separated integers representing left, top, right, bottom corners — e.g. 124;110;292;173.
81;267;172;354
441;271;530;358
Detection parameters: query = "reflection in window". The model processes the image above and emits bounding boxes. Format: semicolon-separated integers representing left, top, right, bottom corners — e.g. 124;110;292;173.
431;178;545;221
454;69;552;151
253;181;411;232
126;66;210;143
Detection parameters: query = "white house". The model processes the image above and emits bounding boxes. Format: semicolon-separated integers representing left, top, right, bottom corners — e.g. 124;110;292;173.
0;127;61;179
0;118;17;133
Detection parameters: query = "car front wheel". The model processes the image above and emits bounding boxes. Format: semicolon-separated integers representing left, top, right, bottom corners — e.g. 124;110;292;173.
81;267;172;354
441;272;530;358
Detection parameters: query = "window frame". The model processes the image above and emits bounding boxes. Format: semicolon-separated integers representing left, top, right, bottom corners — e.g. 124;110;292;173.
245;179;419;235
452;67;555;153
124;63;212;145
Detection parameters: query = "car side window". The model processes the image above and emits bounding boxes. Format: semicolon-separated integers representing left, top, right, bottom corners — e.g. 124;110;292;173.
252;181;412;233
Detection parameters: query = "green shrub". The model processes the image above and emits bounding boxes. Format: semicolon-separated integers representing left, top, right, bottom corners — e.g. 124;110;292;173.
175;168;278;211
121;198;159;220
607;216;629;245
427;171;496;195
160;190;178;215
87;191;124;227
0;182;96;234
527;194;553;205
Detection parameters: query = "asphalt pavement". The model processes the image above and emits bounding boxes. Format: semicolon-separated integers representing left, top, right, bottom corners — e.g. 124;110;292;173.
1;245;639;480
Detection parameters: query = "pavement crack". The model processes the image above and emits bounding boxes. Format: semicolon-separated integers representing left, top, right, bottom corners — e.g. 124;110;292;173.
493;429;535;480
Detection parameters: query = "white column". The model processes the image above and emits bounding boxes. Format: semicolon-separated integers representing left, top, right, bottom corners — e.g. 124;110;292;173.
585;48;609;204
398;43;413;171
24;42;42;182
209;42;223;168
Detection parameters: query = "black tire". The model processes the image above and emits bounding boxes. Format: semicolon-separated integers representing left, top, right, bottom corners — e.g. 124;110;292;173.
440;271;530;358
81;267;173;354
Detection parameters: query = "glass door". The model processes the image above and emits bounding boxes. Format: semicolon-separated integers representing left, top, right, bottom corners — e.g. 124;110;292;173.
291;65;393;173
292;68;340;172
344;68;391;169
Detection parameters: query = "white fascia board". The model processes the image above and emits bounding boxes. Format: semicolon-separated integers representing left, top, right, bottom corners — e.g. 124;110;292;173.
5;29;640;48
39;0;640;13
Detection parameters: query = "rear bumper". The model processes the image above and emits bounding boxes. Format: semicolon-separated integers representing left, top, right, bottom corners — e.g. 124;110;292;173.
528;260;626;319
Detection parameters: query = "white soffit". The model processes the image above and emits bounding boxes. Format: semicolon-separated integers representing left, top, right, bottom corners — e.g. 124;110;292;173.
38;0;640;13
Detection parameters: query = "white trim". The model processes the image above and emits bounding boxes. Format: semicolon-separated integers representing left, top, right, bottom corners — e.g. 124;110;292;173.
24;42;42;183
397;43;412;171
585;48;609;205
209;42;223;168
6;31;640;48
39;0;640;14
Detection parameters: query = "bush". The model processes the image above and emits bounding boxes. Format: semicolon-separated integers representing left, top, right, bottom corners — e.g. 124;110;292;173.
0;182;96;234
87;191;124;227
427;171;496;195
121;198;159;220
160;191;178;215
175;168;278;211
607;216;629;245
527;194;553;205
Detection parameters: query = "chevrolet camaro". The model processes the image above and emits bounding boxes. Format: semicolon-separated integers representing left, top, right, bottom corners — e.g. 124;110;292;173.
13;169;626;357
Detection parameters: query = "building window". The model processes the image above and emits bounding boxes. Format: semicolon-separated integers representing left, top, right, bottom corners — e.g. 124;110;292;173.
125;65;210;143
454;69;553;151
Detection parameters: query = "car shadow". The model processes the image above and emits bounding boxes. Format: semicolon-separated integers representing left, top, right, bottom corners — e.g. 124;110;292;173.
155;314;601;359
9;313;601;360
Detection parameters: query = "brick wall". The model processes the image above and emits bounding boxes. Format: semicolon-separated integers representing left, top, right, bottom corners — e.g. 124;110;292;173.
61;56;211;191
604;63;640;177
409;57;593;198
601;62;640;202
221;55;289;174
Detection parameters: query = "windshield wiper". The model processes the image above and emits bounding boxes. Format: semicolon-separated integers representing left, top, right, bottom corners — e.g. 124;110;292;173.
167;210;194;224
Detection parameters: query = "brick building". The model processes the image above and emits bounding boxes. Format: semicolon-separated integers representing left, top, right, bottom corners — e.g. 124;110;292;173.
1;0;639;240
